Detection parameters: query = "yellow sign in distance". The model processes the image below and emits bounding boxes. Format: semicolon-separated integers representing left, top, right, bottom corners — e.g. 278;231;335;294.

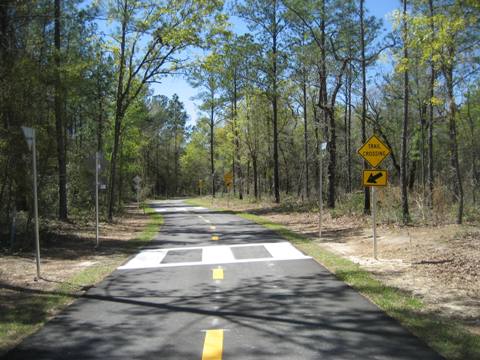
223;172;233;188
358;135;391;168
363;169;388;187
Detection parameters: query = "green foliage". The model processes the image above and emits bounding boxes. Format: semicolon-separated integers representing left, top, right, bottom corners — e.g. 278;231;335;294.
1;0;479;239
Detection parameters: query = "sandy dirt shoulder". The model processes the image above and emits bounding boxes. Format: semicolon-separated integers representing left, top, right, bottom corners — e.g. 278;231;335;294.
208;198;480;336
0;205;151;353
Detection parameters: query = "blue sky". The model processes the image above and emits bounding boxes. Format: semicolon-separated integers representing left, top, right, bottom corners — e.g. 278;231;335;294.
151;0;401;126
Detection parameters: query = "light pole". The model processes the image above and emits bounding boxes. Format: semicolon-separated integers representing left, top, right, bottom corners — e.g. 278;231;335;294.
21;126;41;280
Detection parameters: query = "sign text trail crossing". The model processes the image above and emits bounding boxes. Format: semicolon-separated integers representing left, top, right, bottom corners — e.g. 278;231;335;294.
358;135;391;168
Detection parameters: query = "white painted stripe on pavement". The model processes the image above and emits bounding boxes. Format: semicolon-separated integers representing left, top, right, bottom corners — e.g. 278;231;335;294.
203;246;235;264
117;242;310;270
263;242;307;260
119;256;309;269
118;250;167;269
153;206;207;213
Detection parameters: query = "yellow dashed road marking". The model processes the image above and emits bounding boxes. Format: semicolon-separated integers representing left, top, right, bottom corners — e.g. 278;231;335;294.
202;329;224;360
211;235;219;241
212;267;224;280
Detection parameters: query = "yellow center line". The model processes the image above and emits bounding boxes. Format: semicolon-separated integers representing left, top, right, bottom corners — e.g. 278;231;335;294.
202;329;224;360
211;235;219;241
212;267;224;280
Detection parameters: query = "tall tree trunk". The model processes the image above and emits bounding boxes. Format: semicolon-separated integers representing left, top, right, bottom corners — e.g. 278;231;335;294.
401;0;410;224
303;71;309;198
408;158;417;191
97;84;104;153
54;0;67;220
252;154;258;199
117;140;124;209
157;140;161;196
97;109;103;154
108;0;128;221
347;62;353;193
233;72;243;200
312;95;320;194
466;92;479;205
210;88;215;197
360;0;370;214
318;0;328;204
419;101;426;197
246;160;250;196
444;56;463;224
344;62;352;193
174;121;178;195
272;0;280;203
427;0;435;209
280;145;290;195
327;109;336;208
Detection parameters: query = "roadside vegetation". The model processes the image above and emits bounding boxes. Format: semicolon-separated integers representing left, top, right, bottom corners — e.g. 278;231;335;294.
0;205;162;356
0;0;478;358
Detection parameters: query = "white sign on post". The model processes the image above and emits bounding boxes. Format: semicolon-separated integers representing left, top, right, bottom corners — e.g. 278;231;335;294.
21;126;34;150
133;176;141;207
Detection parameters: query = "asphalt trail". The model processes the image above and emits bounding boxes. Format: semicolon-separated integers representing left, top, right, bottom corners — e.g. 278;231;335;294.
3;200;443;359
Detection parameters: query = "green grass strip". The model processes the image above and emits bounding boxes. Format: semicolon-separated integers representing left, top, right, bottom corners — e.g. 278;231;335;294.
0;206;163;355
187;198;479;360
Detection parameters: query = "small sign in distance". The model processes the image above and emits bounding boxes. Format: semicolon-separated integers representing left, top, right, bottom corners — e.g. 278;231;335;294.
223;172;233;188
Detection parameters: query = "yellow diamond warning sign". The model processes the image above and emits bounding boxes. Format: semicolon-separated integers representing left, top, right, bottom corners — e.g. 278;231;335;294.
358;135;391;168
224;172;233;188
362;169;388;187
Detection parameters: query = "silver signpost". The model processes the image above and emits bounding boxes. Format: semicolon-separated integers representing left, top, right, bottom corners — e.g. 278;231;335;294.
319;142;327;240
372;187;377;258
133;175;141;208
95;152;100;248
22;126;41;279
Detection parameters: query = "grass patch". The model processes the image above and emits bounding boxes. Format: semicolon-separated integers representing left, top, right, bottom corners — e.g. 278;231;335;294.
0;205;162;355
188;198;480;360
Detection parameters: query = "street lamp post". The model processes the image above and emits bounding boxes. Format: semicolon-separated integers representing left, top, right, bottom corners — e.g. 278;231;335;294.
21;126;41;280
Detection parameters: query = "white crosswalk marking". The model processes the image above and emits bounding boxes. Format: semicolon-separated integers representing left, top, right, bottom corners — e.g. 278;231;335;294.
152;206;207;213
203;245;235;264
118;242;310;270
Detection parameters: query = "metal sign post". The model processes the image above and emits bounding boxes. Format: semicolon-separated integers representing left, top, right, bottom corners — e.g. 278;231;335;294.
372;187;377;259
95;152;100;248
133;175;141;208
358;134;391;260
319;142;327;240
22;126;41;279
